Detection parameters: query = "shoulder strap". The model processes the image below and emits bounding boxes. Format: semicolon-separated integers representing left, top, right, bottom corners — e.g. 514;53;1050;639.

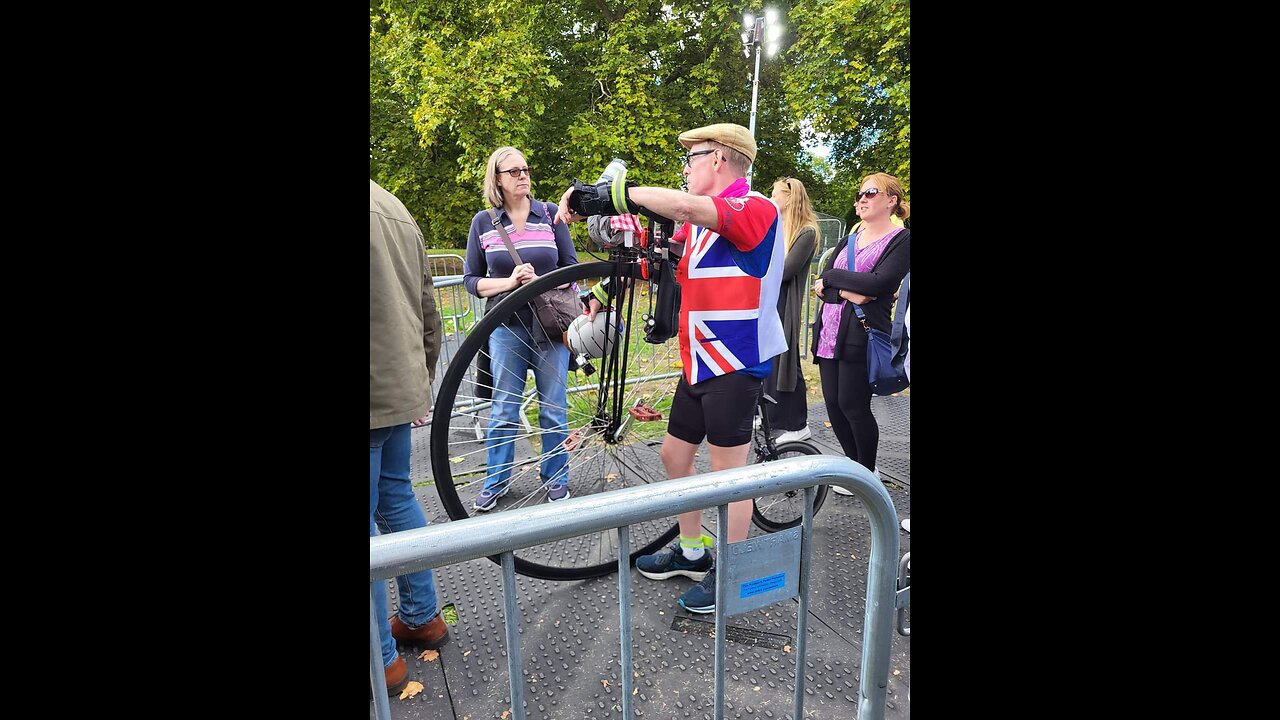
486;207;523;265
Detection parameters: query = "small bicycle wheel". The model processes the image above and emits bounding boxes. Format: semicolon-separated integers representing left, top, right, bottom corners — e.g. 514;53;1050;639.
430;258;683;580
750;441;829;532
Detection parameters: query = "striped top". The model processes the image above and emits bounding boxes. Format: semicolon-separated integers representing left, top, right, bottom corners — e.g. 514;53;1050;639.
463;198;578;315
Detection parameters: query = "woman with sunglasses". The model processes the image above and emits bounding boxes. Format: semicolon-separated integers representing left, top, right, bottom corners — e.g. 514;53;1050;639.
766;177;820;444
463;146;579;511
811;172;911;493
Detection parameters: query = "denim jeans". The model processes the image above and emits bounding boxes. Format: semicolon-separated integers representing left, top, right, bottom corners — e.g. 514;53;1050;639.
486;323;570;491
370;423;439;668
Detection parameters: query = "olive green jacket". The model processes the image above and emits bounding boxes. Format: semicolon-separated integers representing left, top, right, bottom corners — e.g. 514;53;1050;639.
370;180;442;429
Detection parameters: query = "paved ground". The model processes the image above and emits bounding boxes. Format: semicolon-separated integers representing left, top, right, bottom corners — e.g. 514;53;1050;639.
372;392;910;720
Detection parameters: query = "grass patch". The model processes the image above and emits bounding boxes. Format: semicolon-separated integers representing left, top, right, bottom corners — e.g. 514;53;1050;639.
440;603;458;625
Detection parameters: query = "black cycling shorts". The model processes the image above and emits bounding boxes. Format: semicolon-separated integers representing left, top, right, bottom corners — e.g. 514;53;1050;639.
667;372;763;447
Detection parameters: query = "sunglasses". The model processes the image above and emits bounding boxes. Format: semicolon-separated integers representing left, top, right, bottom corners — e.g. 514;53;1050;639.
682;149;715;167
856;188;883;201
499;166;531;178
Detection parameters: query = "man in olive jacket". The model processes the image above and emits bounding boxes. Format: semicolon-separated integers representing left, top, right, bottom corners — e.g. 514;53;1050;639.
370;179;448;695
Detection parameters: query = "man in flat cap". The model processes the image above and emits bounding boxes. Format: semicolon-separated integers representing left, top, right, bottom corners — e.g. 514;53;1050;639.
556;123;786;614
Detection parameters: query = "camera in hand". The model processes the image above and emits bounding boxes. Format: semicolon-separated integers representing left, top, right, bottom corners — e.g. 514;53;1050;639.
568;178;620;216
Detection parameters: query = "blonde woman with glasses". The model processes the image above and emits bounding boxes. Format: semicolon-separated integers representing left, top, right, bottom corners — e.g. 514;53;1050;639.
766;177;820;443
462;146;579;511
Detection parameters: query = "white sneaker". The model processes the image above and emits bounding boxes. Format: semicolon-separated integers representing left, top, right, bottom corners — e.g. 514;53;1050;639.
832;466;880;495
774;426;812;444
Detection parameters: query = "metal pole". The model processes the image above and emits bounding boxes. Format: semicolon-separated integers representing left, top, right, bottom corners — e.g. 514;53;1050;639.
617;525;633;718
370;584;391;720
713;504;729;720
747;24;762;186
793;485;816;720
501;551;526;720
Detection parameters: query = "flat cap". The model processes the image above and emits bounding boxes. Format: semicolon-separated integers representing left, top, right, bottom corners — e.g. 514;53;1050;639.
678;123;757;162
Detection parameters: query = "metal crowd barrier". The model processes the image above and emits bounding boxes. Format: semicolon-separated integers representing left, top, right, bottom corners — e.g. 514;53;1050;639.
370;455;901;720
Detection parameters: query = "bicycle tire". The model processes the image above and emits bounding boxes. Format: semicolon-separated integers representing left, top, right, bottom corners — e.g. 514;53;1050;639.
750;441;829;532
431;260;681;580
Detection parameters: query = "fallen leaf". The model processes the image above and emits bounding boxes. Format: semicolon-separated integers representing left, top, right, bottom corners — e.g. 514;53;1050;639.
754;686;761;692
418;649;440;662
783;645;792;653
823;422;832;428
450;455;465;464
602;679;610;688
605;473;617;482
399;681;424;700
502;711;511;719
463;650;471;657
893;669;901;676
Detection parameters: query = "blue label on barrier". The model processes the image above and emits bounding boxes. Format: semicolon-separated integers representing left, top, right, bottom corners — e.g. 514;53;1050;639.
740;573;786;598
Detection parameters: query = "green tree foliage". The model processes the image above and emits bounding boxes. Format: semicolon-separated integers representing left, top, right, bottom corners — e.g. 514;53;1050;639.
783;0;910;225
370;0;909;248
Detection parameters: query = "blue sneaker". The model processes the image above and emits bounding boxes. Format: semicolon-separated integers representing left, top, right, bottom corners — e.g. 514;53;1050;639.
677;568;717;614
636;543;712;581
547;482;570;502
473;483;510;512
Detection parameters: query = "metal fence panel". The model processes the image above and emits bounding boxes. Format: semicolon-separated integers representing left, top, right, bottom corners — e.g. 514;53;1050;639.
371;455;900;720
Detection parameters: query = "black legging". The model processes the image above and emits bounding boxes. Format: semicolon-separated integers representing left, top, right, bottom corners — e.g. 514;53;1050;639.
817;355;878;472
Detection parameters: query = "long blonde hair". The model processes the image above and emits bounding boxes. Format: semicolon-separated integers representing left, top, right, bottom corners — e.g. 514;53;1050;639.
772;177;820;252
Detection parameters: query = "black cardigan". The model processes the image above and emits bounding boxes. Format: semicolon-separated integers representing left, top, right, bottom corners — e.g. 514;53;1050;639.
810;228;911;361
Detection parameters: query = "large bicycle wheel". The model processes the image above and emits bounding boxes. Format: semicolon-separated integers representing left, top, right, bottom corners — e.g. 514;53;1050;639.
750;441;829;532
430;258;682;580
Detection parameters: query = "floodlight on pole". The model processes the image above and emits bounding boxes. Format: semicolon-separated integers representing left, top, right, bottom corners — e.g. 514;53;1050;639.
741;8;782;185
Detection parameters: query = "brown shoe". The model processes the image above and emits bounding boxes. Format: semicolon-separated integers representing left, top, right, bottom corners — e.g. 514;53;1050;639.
390;612;451;649
381;655;409;696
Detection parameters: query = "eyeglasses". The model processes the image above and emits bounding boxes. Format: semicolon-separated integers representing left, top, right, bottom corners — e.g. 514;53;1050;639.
499;166;531;178
856;188;883;201
682;149;715;167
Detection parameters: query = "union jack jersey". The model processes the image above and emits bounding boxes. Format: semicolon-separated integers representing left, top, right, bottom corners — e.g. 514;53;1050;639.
676;191;787;384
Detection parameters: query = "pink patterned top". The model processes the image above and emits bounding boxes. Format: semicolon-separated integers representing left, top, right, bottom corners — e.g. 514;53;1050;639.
815;228;904;359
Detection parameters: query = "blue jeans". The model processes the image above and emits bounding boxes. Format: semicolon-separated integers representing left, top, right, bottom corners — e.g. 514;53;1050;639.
370;423;439;668
486;324;570;491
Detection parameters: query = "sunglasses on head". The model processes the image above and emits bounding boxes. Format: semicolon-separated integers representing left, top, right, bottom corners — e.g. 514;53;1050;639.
856;188;883;201
499;166;531;178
